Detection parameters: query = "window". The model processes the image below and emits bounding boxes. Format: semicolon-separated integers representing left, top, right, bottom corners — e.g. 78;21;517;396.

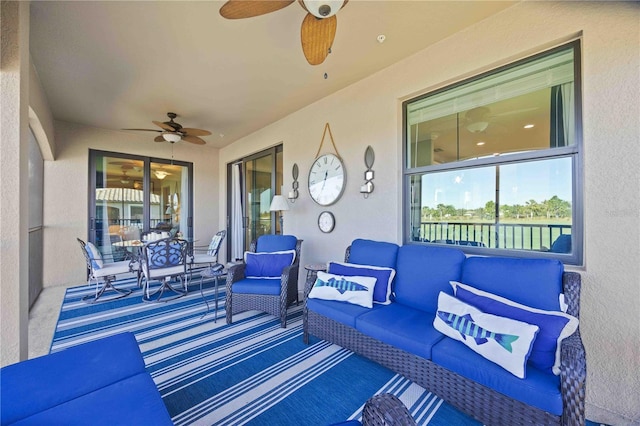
88;150;193;262
403;42;582;264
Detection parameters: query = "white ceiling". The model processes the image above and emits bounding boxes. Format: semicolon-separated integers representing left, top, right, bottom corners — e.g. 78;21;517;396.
29;1;517;148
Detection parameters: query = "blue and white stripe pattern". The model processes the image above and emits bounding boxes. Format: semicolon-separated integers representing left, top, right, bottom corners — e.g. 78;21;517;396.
51;275;480;425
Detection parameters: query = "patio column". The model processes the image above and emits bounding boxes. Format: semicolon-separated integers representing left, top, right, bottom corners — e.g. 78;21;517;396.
1;0;31;366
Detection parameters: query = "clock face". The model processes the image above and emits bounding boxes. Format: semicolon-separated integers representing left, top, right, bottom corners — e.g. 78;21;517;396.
318;211;335;233
308;153;346;206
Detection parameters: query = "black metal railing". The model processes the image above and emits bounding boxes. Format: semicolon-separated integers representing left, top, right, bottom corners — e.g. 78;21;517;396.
413;221;572;252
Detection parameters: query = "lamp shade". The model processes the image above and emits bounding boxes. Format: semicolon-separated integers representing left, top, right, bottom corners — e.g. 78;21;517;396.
269;195;289;212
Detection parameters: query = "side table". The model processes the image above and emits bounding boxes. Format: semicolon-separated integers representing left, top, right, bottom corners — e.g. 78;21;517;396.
199;265;225;321
304;263;327;297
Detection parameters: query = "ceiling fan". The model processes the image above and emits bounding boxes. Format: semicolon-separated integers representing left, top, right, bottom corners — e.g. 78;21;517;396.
219;0;348;65
124;112;211;145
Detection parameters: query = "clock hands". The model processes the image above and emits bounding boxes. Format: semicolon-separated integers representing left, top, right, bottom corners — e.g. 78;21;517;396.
321;170;329;191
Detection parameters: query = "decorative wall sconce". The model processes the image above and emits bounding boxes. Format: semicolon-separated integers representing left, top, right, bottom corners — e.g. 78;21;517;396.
360;146;375;198
288;163;300;203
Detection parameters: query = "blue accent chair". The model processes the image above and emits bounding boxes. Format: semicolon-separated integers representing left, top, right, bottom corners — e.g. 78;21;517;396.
226;234;302;328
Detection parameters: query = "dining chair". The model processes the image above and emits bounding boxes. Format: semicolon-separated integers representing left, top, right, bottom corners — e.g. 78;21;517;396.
225;234;302;328
189;230;226;275
140;237;189;302
77;238;135;303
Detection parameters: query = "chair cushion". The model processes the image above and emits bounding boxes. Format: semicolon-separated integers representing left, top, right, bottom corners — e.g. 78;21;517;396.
393;245;466;313
347;239;399;269
93;260;133;278
451;281;578;375
256;234;298;252
308;271;376;308
232;278;281;296
433;292;539;378
207;234;224;256
306;298;379;329
356;303;444;360
327;262;395;305
0;332;145;425
85;241;104;270
460;257;564;311
244;250;295;278
432;337;563;416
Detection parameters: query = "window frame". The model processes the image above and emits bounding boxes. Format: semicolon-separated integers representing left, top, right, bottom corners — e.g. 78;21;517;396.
402;41;583;265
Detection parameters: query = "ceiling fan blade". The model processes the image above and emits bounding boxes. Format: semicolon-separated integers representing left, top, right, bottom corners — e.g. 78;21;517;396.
220;0;294;19
181;128;212;137
182;135;206;145
154;135;166;142
122;128;162;133
301;13;336;65
153;120;177;132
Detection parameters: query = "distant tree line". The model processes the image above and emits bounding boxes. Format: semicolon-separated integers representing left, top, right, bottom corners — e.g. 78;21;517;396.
422;195;571;221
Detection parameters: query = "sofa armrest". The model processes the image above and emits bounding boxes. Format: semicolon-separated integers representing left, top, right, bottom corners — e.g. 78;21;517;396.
560;331;587;426
362;393;417;426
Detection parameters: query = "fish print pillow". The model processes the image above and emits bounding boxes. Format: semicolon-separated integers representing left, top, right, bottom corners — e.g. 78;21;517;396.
308;271;377;308
433;292;540;378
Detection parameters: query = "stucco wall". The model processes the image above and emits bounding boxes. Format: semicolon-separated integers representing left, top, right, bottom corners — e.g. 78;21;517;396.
42;121;220;288
218;2;640;423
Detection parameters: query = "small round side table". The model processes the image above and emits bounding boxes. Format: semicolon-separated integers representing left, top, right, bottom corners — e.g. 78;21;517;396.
304;263;327;300
199;266;225;321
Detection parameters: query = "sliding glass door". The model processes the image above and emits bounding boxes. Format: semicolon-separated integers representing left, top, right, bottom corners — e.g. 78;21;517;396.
226;145;283;261
89;150;193;262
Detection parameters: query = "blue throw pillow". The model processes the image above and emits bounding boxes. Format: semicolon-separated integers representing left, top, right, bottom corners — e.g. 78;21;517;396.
308;271;376;308
85;242;104;270
244;250;296;278
434;292;540;379
327;261;395;305
451;281;579;375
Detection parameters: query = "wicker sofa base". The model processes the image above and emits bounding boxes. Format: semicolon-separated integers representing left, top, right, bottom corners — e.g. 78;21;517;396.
305;310;561;426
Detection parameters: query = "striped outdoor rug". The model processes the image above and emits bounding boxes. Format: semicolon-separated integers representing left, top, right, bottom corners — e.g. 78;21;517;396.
49;275;485;425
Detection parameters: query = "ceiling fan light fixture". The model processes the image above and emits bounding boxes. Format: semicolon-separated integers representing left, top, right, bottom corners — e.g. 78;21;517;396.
302;0;345;18
155;170;170;180
466;121;489;133
162;132;182;143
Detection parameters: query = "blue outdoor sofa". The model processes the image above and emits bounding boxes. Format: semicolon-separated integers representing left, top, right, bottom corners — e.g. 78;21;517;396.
0;332;172;426
304;239;586;426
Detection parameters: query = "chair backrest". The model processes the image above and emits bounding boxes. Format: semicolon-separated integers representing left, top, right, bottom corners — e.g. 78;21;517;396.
78;238;105;275
252;234;301;266
142;238;187;274
207;230;227;257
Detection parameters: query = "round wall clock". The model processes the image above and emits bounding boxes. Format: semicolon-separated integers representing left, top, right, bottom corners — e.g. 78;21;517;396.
318;211;335;233
308;153;346;206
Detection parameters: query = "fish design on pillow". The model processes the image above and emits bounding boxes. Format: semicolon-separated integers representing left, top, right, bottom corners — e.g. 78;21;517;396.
314;277;368;294
437;310;519;353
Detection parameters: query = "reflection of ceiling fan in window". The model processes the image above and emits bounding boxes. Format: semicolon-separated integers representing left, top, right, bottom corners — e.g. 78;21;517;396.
463;106;538;133
124;112;211;145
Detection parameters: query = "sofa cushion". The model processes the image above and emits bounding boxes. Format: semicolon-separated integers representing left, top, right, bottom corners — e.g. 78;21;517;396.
433;292;539;378
244;250;295;278
11;372;172;426
232;278;281;295
328;261;395;305
0;332;145;425
356;303;444;360
432;337;563;416
309;271;376;308
393;245;466;313
460;257;564;311
347;239;399;269
306;298;380;328
451;281;578;375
